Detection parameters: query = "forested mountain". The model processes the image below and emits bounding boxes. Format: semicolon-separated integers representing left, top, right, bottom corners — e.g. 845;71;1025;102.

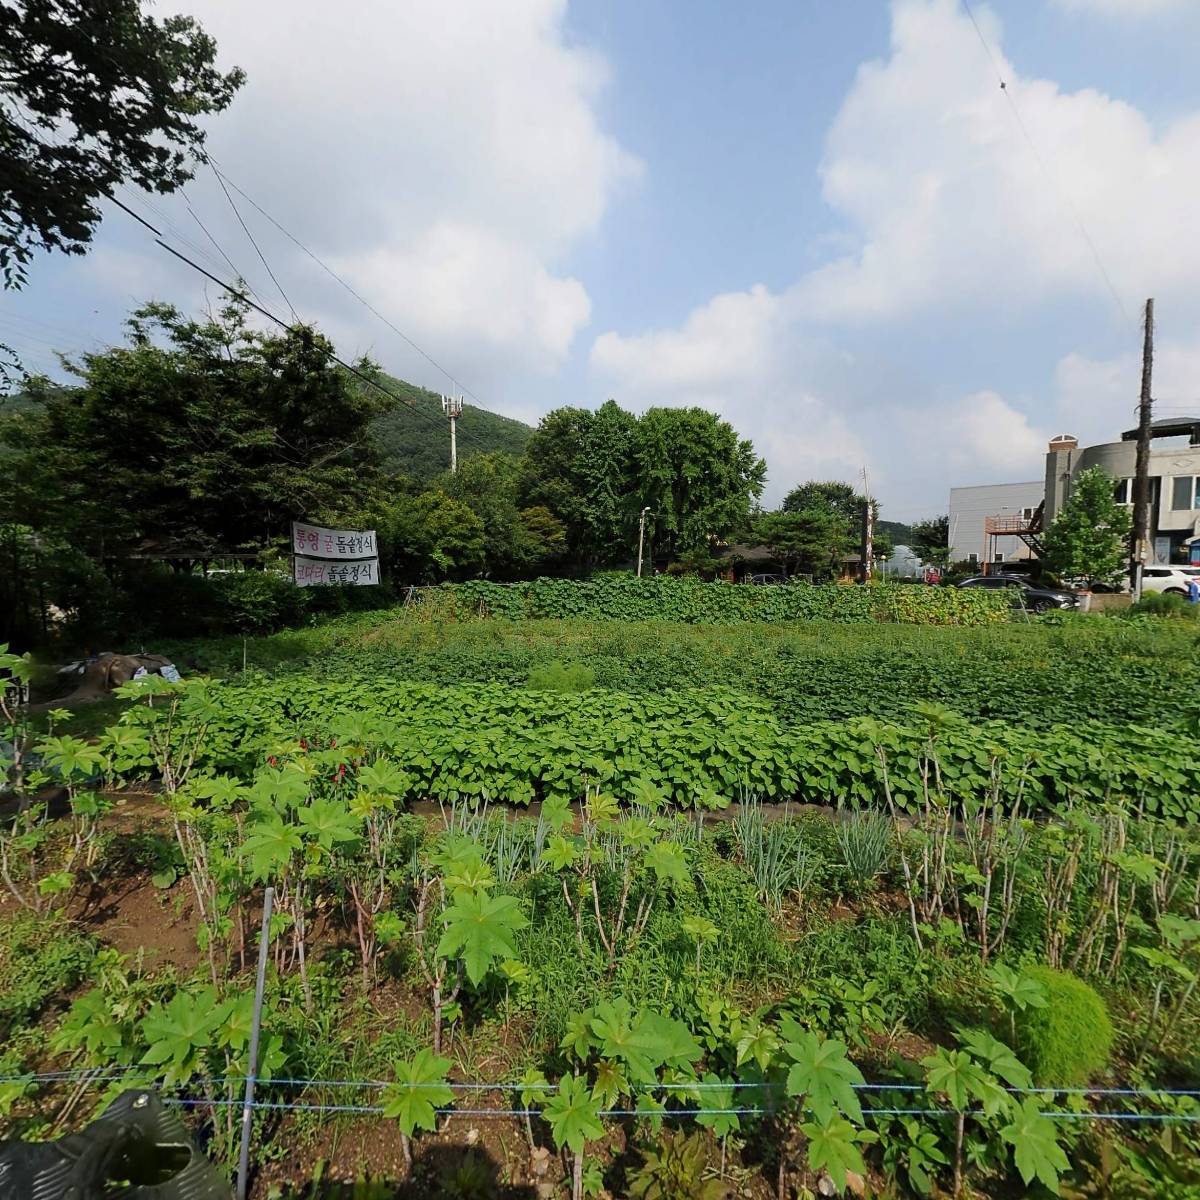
370;374;532;483
877;519;913;545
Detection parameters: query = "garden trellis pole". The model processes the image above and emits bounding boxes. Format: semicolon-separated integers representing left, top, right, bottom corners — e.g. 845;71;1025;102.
237;886;274;1200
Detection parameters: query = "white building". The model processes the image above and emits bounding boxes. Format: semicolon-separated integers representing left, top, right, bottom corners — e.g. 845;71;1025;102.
949;481;1043;569
1045;422;1200;564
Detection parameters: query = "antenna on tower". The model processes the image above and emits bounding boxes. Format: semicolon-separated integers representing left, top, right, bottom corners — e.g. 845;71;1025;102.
441;392;464;472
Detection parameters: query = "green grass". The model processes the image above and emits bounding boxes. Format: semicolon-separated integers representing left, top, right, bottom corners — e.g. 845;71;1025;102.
155;608;1200;729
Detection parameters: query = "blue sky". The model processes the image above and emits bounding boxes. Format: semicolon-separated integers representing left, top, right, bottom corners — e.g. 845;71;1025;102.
4;0;1200;519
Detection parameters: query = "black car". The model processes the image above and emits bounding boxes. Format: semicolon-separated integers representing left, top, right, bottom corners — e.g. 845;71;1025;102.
957;575;1077;612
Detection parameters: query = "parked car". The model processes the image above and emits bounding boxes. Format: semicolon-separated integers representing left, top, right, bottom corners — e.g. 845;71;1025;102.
956;575;1077;612
747;573;788;585
1090;567;1196;596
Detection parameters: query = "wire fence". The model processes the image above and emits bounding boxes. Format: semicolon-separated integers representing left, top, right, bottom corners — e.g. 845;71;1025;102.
5;1067;1200;1125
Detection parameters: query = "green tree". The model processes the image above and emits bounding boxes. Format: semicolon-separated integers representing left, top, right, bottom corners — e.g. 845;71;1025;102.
518;400;637;569
520;401;762;569
1041;467;1131;586
440;452;564;578
781;480;865;525
379;489;486;583
755;508;851;579
0;0;244;290
0;298;392;562
909;515;950;569
633;406;765;558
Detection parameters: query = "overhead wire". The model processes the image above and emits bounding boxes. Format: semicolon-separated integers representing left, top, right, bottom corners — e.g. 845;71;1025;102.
208;159;298;322
4;117;489;451
960;0;1136;328
152;238;489;448
204;158;485;408
8;103;501;459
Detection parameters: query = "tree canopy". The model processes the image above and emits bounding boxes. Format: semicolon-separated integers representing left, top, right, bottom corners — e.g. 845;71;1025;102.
909;516;950;569
520;401;763;569
1041;467;1131;586
0;0;244;289
0;298;391;560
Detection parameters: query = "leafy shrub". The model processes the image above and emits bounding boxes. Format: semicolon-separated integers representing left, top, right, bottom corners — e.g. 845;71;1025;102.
1129;591;1199;620
419;576;1012;626
113;675;1200;817
1014;965;1113;1085
527;660;596;691
0;912;96;1037
629;1129;728;1199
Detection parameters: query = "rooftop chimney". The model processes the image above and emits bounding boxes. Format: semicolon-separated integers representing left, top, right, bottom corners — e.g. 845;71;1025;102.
1048;434;1078;453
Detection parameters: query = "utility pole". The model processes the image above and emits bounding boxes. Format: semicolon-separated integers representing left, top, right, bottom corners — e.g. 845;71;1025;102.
859;467;874;583
1129;299;1154;601
636;507;651;577
441;392;464;473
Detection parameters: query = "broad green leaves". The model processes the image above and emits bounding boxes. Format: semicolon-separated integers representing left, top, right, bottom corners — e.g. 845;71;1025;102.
437;890;528;985
586;1000;702;1084
241;814;302;881
543;1075;604;1154
922;1047;1008;1117
783;1030;865;1125
1001;1100;1069;1194
801;1117;871;1192
381;1050;454;1137
681;915;718;944
35;734;104;779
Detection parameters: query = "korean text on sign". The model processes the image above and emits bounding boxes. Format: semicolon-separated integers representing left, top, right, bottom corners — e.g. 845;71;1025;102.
294;554;378;587
291;522;377;559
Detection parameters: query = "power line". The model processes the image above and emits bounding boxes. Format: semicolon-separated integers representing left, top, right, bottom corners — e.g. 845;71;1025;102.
4;118;490;452
205;159;486;407
152;238;489;448
960;0;1136;327
209;159;298;322
6;115;496;457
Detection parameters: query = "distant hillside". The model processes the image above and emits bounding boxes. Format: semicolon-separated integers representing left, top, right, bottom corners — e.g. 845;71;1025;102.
877;519;913;545
370;374;534;483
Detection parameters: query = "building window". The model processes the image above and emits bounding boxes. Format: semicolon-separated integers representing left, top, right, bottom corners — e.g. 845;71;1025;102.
994;551;1006;563
1113;478;1133;505
1171;476;1198;511
968;553;978;565
1020;506;1036;520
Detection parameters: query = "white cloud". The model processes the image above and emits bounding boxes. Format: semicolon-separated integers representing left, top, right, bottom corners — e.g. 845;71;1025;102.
591;286;782;393
336;223;590;376
793;0;1200;320
142;0;638;378
924;390;1047;477
1054;340;1200;439
589;0;1200;515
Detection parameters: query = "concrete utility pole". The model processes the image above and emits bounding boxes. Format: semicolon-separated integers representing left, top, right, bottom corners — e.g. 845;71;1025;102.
1129;299;1155;601
441;393;464;473
859;467;874;583
636;507;652;577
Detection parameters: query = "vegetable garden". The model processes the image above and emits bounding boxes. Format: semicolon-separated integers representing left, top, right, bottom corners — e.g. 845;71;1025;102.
2;597;1200;1198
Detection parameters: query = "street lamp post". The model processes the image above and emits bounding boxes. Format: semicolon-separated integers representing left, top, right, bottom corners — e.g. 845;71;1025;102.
636;508;652;578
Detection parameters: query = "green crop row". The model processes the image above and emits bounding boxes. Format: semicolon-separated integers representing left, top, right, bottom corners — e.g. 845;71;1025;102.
162;613;1200;730
103;677;1200;820
411;576;1012;626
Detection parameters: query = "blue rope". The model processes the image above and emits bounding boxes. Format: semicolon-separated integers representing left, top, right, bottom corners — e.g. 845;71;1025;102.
6;1070;1200;1100
158;1096;1200;1122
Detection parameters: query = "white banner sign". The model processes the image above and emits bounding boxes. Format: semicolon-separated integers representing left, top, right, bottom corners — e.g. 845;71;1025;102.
294;555;379;587
292;522;376;559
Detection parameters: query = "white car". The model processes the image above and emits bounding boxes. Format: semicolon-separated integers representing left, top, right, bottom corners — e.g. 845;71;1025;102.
1139;567;1196;595
1090;567;1197;595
